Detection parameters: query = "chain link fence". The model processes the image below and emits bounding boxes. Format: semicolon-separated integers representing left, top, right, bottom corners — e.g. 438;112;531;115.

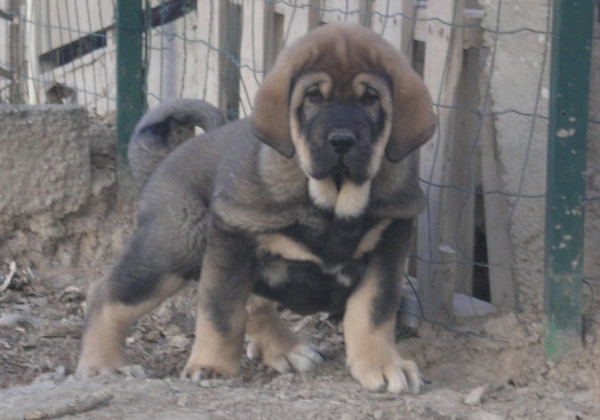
1;0;599;351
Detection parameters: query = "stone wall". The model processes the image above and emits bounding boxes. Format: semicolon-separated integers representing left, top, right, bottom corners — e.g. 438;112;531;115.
0;105;134;280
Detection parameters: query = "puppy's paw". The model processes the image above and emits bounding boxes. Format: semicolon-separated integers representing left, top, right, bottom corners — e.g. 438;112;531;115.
76;344;127;379
247;339;323;373
180;359;239;382
76;357;126;379
348;344;423;394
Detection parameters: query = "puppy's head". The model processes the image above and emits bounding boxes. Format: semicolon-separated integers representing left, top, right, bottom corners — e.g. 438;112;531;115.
252;23;436;185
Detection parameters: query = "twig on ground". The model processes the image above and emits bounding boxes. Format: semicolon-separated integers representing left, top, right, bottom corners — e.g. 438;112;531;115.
5;389;113;420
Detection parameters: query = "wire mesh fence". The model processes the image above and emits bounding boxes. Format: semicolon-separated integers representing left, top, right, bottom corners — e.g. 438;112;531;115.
1;0;598;343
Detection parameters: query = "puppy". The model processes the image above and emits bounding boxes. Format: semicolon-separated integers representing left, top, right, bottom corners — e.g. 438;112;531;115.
76;23;435;394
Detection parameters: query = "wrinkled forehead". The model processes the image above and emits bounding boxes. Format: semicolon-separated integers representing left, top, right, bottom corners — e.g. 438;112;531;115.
293;36;390;91
315;38;372;71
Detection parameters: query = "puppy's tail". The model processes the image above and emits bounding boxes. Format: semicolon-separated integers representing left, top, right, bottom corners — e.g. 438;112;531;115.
128;99;226;188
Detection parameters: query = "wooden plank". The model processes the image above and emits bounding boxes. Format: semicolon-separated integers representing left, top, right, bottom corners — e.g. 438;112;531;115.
0;9;13;21
280;0;319;48
320;0;369;25
447;47;477;296
40;0;114;55
238;0;268;117
241;0;320;116
264;6;285;73
196;0;223;107
370;0;415;57
413;6;484;49
478;65;516;309
417;0;465;324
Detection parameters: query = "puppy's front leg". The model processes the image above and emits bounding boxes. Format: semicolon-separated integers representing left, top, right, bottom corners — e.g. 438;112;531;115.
181;227;254;381
344;218;423;394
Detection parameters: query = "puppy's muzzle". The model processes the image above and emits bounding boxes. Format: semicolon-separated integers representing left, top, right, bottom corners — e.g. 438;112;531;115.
328;128;356;155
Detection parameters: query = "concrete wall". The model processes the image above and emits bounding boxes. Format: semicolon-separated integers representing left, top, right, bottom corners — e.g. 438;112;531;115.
0;105;90;221
0;105;134;273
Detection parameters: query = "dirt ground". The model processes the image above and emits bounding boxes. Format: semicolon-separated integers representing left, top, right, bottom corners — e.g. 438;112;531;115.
1;258;599;419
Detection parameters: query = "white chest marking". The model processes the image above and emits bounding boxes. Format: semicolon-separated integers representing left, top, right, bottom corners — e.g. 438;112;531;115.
308;178;371;219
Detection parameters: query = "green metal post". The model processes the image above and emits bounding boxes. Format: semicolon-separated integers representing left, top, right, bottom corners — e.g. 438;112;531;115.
544;0;594;359
116;0;145;200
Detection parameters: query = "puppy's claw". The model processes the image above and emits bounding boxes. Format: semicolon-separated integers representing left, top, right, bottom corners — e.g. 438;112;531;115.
247;341;323;374
76;357;126;379
349;350;423;394
180;363;237;382
281;344;324;373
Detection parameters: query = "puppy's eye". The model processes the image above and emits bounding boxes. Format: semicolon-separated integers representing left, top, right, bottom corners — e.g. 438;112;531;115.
306;86;325;104
360;87;379;106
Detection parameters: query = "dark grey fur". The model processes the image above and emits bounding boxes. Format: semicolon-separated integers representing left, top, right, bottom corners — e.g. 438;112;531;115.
127;99;226;189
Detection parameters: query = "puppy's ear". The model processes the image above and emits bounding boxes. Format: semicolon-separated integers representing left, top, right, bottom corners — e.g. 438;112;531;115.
251;55;297;158
379;47;436;163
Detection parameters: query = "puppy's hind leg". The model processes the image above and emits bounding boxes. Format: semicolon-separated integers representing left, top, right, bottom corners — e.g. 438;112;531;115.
181;230;256;381
245;295;323;373
76;234;189;378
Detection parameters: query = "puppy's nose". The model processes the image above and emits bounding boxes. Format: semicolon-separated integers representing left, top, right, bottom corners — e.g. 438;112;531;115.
327;129;356;155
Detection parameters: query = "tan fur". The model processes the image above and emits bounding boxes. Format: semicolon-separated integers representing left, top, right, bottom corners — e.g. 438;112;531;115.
257;233;323;264
252;23;436;163
334;180;372;219
343;260;423;394
182;305;246;379
289;72;333;175
77;275;187;378
308;177;373;219
308;177;337;210
245;295;322;373
351;74;394;178
182;248;249;380
353;219;393;259
258;145;306;203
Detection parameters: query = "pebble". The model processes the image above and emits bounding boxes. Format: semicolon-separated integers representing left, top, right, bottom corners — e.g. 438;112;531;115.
297;389;312;399
33;366;67;384
167;334;190;348
143;330;162;342
0;313;26;328
176;395;188;407
464;386;487;406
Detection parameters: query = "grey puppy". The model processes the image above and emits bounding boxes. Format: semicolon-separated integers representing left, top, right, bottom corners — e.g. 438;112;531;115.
76;23;435;394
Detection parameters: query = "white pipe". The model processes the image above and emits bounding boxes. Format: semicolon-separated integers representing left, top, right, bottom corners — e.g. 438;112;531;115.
25;0;41;104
